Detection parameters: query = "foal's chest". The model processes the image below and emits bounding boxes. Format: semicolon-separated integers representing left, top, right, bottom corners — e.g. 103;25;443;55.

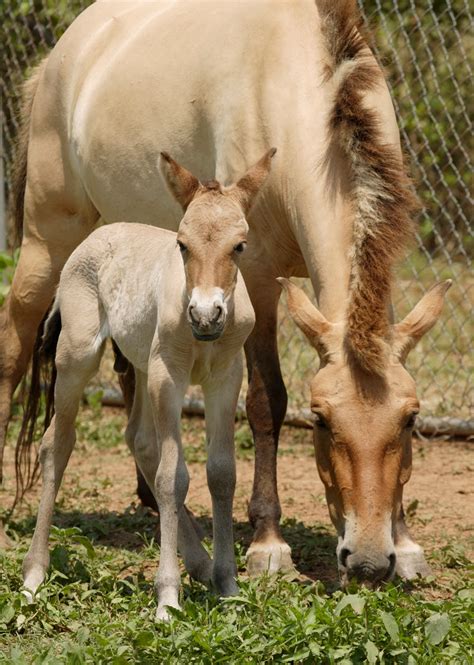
189;343;228;386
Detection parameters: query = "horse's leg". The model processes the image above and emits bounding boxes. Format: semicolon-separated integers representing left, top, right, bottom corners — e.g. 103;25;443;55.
394;505;431;578
244;275;292;576
0;166;98;543
147;358;190;620
23;332;103;597
203;357;242;596
125;371;212;585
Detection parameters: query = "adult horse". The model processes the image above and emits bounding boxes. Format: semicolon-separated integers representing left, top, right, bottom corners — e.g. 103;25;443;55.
1;0;449;583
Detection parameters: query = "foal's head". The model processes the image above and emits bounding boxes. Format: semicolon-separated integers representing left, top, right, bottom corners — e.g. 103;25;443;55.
160;149;276;340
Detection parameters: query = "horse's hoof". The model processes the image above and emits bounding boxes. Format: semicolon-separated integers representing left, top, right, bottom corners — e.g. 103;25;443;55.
395;542;432;579
246;541;294;577
0;523;13;549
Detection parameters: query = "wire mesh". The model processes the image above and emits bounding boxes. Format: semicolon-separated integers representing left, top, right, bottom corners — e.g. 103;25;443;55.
1;1;472;423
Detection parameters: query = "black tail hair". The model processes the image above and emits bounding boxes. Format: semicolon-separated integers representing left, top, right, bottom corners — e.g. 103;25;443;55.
12;306;61;509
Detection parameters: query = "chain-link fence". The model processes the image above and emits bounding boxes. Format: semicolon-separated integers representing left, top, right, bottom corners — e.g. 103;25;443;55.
1;1;472;430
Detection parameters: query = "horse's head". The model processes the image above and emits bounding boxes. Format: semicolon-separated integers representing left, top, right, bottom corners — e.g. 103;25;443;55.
160;149;275;341
279;278;451;586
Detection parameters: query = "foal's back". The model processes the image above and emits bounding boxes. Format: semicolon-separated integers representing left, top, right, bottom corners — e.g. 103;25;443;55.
58;223;183;372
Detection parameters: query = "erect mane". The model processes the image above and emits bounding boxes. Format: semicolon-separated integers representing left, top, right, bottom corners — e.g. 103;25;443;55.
318;0;419;375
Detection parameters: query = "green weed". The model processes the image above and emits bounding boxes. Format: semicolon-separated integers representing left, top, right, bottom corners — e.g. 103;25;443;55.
1;523;472;664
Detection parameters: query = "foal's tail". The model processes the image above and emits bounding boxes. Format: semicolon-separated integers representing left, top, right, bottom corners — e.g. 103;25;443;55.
13;300;60;509
10;56;48;247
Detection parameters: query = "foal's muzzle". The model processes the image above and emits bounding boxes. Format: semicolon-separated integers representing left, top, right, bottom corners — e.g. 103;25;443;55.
187;295;226;341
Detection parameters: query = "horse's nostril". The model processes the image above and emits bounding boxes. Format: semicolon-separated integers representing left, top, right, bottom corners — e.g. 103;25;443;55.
339;547;351;568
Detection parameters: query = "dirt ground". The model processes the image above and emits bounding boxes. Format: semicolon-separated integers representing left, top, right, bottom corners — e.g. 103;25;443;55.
2;409;473;593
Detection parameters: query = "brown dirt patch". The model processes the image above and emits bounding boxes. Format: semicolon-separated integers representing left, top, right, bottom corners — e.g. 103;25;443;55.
2;409;472;593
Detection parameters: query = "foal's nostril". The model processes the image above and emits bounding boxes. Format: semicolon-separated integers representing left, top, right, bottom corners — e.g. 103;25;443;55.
188;304;199;324
339;547;351;568
213;303;223;323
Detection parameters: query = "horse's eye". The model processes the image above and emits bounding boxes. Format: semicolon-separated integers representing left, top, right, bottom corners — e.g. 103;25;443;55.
233;242;246;254
177;241;187;253
313;413;329;430
405;412;418;429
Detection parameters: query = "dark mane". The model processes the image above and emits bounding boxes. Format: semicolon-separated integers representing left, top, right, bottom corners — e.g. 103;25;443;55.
318;0;419;375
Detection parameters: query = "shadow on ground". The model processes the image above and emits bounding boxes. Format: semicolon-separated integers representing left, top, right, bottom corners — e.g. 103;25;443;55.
8;503;340;590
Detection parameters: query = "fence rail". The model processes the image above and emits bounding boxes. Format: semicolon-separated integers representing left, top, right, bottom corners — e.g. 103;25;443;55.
1;1;472;429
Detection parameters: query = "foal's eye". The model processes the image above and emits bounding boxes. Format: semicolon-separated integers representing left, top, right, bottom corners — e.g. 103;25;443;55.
177;241;187;253
233;242;246;254
404;412;419;429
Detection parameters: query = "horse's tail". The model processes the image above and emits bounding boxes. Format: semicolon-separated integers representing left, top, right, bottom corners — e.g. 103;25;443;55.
10;56;49;247
13;299;60;509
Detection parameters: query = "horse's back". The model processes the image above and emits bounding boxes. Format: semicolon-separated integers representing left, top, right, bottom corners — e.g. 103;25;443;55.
29;0;324;229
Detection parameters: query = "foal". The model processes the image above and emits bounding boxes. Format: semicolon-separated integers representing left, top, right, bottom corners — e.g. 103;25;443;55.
22;149;276;620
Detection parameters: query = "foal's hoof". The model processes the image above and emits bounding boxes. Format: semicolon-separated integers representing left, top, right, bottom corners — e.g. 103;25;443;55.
21;588;36;604
0;523;13;550
214;576;239;597
395;542;432;579
187;557;213;586
155;602;180;622
246;541;294;577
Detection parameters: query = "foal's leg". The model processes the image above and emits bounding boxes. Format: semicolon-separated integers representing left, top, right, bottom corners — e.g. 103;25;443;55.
147;357;189;620
203;357;242;596
125;371;212;585
22;334;103;597
244;275;292;575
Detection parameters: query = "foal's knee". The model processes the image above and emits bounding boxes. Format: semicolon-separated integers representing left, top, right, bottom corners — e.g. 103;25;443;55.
207;454;236;500
155;459;189;509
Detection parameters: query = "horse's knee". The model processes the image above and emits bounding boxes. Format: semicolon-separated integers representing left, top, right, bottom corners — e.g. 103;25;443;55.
245;350;287;436
247;381;287;437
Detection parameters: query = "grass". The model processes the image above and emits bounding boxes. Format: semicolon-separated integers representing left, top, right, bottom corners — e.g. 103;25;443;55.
1;409;473;663
1;518;472;664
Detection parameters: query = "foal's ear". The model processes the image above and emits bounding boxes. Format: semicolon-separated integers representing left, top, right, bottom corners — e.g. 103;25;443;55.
392;280;452;363
277;278;335;360
231;148;277;214
159;152;201;210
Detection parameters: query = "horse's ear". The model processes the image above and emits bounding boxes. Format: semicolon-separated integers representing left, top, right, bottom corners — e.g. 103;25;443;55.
392;280;452;363
231;148;277;214
277;278;335;361
159;152;201;210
